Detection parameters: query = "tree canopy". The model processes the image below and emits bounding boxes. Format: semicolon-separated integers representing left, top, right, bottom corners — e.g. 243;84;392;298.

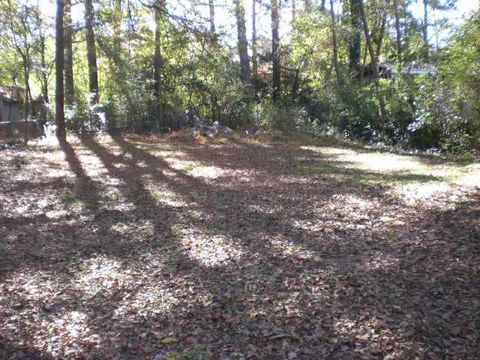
0;0;478;152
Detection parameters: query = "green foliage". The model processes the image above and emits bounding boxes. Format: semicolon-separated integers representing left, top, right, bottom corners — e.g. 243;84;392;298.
0;0;477;154
439;11;480;151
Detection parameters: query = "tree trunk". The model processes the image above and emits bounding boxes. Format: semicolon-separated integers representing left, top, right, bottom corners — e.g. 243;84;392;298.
112;0;123;77
64;0;74;105
271;0;281;101
292;0;296;22
40;32;49;103
56;0;66;138
375;0;389;57
23;60;30;144
393;0;402;61
85;0;99;105
153;0;165;129
252;0;258;77
358;0;386;125
330;0;342;86
208;0;215;33
321;0;327;11
234;0;251;86
208;0;217;46
349;0;362;75
422;0;429;59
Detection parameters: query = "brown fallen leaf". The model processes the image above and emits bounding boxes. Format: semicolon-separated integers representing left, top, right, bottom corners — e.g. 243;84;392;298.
160;337;179;345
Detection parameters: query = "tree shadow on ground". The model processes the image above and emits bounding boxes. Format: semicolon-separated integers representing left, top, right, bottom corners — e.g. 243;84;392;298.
0;136;479;359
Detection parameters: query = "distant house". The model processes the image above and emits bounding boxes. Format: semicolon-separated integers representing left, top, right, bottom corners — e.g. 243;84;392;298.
0;86;24;123
0;87;43;141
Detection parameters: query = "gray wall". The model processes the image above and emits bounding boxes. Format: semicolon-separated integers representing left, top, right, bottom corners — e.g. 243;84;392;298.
1;100;23;123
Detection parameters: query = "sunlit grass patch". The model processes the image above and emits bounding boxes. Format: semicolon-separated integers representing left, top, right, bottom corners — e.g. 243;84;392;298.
310;146;479;187
60;191;100;209
288;163;345;176
287;163;445;186
389;172;443;183
389;182;469;207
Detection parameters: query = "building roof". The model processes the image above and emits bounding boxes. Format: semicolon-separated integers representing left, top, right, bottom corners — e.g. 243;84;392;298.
0;86;26;103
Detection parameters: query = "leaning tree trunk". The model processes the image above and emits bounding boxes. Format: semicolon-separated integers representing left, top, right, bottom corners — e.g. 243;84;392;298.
56;0;66;138
358;0;386;126
234;0;251;87
85;0;99;105
271;0;281;101
374;0;389;57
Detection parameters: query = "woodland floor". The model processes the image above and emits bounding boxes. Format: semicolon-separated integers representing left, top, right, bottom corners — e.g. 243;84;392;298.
0;134;479;359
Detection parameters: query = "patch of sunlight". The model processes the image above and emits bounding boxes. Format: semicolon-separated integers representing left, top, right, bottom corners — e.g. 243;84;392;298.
151;149;188;159
247;203;282;215
304;145;436;174
187;165;226;179
162;168;178;177
10;200;33;216
74;256;124;298
300;146;480;189
268;237;319;261
36;134;61;148
114;285;178;319
301;145;357;157
344;152;428;172
136;160;148;168
176;228;243;267
360;253;400;270
46;208;71;219
161;157;193;169
389;182;469;207
6;271;59;301
112;162;129;170
110;219;155;238
42;149;68;163
450;163;480;187
309;194;382;230
46;310;100;356
165;158;226;179
333;316;358;334
148;187;188;208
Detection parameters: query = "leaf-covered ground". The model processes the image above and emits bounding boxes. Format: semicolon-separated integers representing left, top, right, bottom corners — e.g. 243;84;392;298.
1;134;479;359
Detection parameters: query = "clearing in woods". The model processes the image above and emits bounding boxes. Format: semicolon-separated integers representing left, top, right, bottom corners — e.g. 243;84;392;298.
0;134;479;359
